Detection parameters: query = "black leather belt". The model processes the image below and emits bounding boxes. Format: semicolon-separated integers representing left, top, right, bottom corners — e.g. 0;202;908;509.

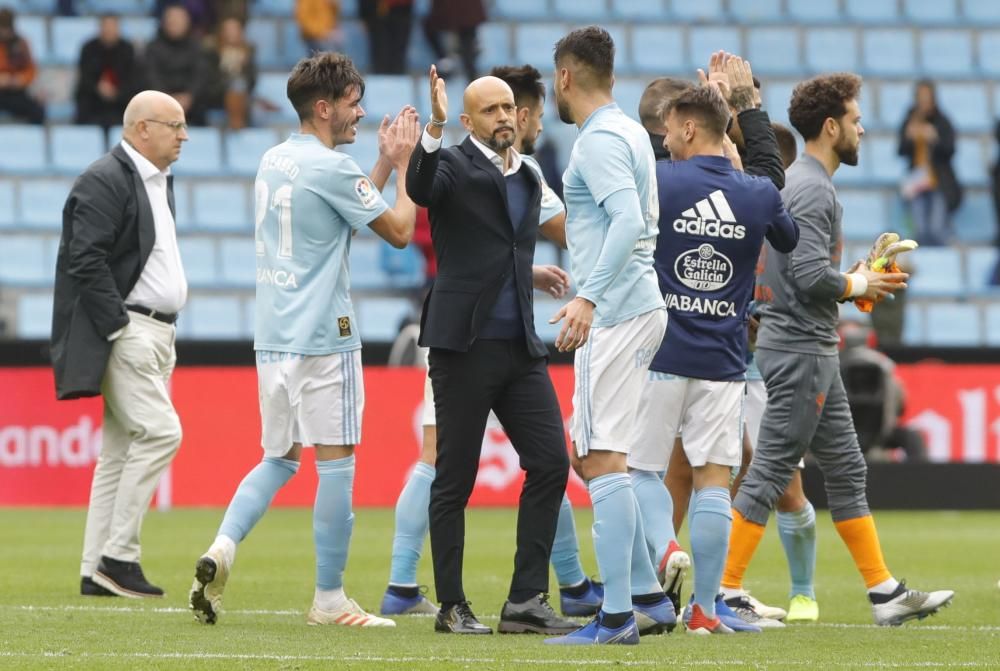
126;304;178;325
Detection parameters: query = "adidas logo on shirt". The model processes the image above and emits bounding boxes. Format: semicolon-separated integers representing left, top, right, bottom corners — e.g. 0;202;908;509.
673;190;746;240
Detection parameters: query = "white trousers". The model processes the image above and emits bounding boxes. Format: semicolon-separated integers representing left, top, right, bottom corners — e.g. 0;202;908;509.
80;312;182;576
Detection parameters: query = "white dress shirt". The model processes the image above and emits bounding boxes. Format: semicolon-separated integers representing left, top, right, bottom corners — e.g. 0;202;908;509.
120;140;188;315
420;128;522;176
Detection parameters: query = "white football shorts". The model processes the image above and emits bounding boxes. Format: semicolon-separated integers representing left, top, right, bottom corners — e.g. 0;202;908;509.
628;373;745;471
257;349;364;456
571;308;667;458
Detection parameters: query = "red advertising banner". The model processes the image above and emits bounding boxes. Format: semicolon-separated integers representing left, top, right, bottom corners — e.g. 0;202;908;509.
2;362;999;507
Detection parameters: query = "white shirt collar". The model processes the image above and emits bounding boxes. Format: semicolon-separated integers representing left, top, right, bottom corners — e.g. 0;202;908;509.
120;139;171;181
468;134;522;176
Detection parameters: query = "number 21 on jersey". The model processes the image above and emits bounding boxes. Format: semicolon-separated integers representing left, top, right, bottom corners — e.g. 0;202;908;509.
255;180;293;260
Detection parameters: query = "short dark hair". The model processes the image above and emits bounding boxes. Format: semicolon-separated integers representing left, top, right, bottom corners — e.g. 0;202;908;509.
553;26;614;89
788;73;862;141
771;122;797;169
664;85;731;140
490;64;545;109
638;77;694;133
286;52;365;122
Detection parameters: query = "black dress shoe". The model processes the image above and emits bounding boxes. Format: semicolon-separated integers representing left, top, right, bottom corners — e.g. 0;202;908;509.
498;593;579;634
93;556;164;598
435;601;493;634
80;576;117;597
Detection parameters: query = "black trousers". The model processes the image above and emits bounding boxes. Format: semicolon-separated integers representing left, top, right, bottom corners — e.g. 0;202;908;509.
428;338;569;605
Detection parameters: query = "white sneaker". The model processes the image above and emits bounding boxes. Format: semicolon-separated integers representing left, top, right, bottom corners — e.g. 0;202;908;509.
189;548;230;625
870;581;954;627
308;598;397;627
721;588;787;621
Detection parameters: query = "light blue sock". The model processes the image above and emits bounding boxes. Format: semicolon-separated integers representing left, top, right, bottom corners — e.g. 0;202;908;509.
689;486;733;618
588;473;635;615
630;490;665;596
388;461;435;586
551;493;587;588
314;456;355;591
217;457;299;542
630;469;676;570
777;501;817;600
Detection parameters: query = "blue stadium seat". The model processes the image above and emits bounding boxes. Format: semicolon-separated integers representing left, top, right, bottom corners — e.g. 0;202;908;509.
173;127;223;176
16;292;53;339
845;0;898;24
50;125;105;174
838;190;887;241
762;80;796;126
253;0;300;16
964;0;1000;24
191;182;250;231
358;296;414;342
533;296;562;342
630;25;685;74
119;16;157;45
862;29;916;76
242;296;255;336
746;28;801;76
953;191;994;243
19;179;72;230
603;25;630;73
279;16;310;68
339;20;370;72
380;244;425;288
515;24;568;70
340;132;379;173
610;0;667;20
866;135;905;185
902;302;924;344
225;127;280;176
406;23;435;72
877;81;913;129
919;30;973;76
0;234;49;285
831;141;871;187
534;241;559;267
966;247;1000;294
478;23;512;70
172;180;191;229
16;15;47;65
903;0;959;24
177;237;218;288
688;28;742;73
804;28;859;73
670;0;724;22
493;0;551;20
85;0;152;12
938;84;990;133
0;125;46;173
613;79;645;123
953;137;988;187
362;75;417;124
0;180;15;228
552;0;607;21
925;302;980;346
184;295;244;339
978;30;1000;76
985;305;1000;346
50;17;98;65
728;0;783;23
218;237;256;288
787;0;841;23
254;72;298;125
245;18;281;69
350;238;390;289
907;247;964;296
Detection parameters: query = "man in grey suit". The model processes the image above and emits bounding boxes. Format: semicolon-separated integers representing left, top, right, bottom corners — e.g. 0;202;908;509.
52;90;189;598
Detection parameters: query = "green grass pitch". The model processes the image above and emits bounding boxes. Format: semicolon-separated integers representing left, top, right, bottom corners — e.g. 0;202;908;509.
0;507;997;670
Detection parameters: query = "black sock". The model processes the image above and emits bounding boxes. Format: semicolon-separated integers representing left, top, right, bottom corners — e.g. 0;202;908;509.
560;579;591;598
600;610;632;629
631;591;665;606
387;584;419;599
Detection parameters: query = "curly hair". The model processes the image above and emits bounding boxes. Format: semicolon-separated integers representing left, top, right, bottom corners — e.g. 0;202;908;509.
788;73;862;141
553;26;615;88
490;64;546;109
286;52;365;122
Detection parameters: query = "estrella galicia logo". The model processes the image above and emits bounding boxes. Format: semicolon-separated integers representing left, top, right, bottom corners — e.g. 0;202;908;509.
674;243;733;292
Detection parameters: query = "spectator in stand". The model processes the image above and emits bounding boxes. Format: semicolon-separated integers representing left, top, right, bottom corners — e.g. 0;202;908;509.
422;0;485;82
204;16;256;129
0;6;44;125
153;0;217;38
359;0;412;75
145;4;211;126
898;80;962;247
296;0;342;55
75;14;140;131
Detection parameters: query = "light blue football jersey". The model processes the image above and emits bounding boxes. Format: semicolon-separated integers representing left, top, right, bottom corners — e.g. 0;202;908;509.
562;103;664;327
253;133;389;355
522;154;565;225
746;354;763;381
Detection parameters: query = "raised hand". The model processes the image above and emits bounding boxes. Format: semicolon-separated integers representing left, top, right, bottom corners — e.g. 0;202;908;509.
697;50;731;101
429;64;448;124
725;54;757;113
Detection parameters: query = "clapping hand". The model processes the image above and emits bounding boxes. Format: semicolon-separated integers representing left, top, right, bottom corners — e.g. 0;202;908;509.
697;50;731;101
378;105;420;170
